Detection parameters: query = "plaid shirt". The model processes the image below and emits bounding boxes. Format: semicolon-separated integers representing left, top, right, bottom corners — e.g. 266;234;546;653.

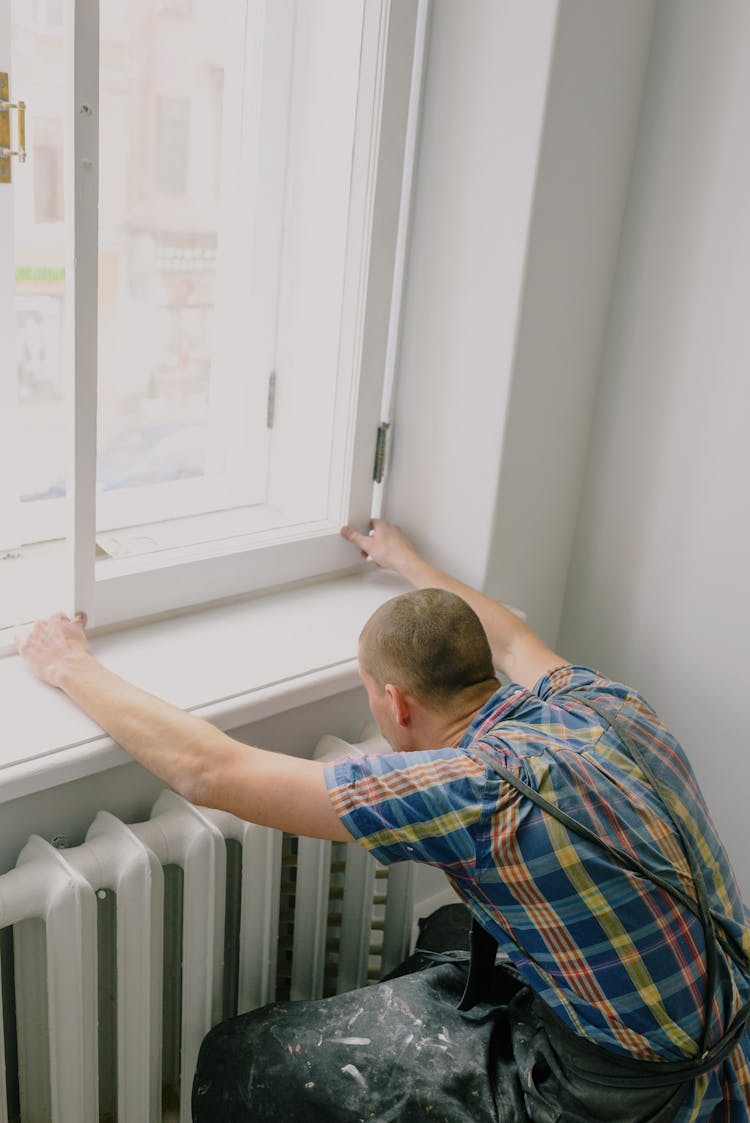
325;665;750;1121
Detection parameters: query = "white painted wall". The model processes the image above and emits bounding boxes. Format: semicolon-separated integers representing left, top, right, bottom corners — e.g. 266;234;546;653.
483;0;655;641
558;0;750;897
386;0;560;588
387;0;655;647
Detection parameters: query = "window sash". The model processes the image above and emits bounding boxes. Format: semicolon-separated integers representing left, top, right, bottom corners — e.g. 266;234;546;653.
1;0;429;634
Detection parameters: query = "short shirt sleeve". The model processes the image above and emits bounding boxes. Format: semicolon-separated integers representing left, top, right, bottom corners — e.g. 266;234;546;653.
324;748;488;876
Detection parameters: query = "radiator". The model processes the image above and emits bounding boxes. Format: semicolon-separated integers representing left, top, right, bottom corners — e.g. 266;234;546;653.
0;726;414;1123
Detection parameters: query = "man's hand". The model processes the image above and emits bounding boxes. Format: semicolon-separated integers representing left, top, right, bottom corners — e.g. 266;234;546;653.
341;517;567;689
340;519;422;576
16;612;92;689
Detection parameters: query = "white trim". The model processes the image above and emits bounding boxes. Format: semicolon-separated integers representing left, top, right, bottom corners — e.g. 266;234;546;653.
341;0;421;525
93;528;365;626
373;0;431;517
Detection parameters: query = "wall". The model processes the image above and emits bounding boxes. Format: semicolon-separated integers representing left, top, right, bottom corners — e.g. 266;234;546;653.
558;0;750;897
387;0;560;588
387;0;655;647
483;0;654;641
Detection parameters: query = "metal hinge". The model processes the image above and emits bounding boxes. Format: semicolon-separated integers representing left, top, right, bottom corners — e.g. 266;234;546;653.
266;371;277;429
1;72;27;185
373;422;390;483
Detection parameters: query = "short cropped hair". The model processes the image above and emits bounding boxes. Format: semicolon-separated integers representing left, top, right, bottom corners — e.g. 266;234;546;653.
359;588;497;708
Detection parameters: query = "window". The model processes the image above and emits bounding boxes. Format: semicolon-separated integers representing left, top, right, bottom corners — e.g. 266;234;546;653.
33;119;63;222
155;96;190;196
0;0;429;640
32;0;61;27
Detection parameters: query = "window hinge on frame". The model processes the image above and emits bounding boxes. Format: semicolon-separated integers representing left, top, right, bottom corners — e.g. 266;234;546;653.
373;422;390;484
266;371;277;429
0;72;27;185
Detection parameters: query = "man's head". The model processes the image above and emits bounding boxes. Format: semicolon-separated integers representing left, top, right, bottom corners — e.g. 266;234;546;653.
358;588;499;750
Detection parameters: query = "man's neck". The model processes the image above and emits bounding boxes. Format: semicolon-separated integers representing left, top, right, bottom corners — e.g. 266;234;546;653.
431;680;500;749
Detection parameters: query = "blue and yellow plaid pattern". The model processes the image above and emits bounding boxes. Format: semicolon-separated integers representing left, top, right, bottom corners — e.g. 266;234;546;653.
325;665;750;1121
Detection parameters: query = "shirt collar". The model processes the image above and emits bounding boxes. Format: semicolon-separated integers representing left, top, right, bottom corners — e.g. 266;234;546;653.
458;682;530;749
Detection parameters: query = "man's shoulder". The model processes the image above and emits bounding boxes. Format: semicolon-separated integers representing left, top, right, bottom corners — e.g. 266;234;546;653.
464;666;637;729
463;665;661;771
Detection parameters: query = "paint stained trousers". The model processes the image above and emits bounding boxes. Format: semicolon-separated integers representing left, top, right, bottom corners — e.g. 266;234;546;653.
192;950;686;1123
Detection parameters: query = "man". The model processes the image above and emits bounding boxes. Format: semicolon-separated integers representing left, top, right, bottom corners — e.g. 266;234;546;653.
17;520;750;1122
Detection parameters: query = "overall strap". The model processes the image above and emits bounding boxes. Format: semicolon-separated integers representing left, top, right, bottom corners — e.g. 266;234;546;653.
457;919;499;1011
573;692;750;1054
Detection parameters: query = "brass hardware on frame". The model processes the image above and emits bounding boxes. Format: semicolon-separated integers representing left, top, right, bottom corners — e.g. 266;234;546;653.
1;72;27;184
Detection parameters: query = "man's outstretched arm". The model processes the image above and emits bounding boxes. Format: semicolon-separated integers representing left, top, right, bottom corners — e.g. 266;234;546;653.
16;614;353;842
341;519;567;691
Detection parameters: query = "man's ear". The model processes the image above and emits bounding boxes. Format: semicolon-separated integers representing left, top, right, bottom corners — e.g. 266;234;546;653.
385;683;411;727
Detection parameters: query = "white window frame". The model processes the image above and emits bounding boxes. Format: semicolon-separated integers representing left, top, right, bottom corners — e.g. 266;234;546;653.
0;0;430;636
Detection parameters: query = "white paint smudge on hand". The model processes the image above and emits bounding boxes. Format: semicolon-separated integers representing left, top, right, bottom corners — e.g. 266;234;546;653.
327;1037;371;1046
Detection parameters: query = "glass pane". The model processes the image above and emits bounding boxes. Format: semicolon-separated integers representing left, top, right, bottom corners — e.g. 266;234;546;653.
0;0;69;630
11;0;68;514
97;1;239;519
266;0;366;524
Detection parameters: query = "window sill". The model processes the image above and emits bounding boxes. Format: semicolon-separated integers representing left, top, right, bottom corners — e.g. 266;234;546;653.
0;566;410;805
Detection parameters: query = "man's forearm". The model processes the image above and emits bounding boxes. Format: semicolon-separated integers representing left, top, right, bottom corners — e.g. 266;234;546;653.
17;614;355;841
56;652;231;803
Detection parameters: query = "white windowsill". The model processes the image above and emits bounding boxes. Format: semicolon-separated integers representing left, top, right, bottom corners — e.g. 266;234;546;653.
0;566;410;805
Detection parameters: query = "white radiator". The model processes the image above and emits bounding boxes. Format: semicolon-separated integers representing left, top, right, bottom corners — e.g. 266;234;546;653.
0;727;414;1123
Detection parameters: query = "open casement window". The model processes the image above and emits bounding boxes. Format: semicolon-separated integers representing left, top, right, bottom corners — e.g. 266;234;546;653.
0;0;427;637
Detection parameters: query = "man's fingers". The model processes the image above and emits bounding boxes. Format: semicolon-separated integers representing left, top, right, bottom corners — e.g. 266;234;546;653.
75;611;88;629
340;524;369;550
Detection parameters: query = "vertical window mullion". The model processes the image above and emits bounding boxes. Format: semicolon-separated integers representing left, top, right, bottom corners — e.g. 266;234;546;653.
372;0;430;519
65;0;98;620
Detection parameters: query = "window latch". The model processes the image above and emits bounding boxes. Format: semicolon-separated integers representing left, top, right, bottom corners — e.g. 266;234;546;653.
266;371;277;429
0;73;27;185
373;422;390;484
